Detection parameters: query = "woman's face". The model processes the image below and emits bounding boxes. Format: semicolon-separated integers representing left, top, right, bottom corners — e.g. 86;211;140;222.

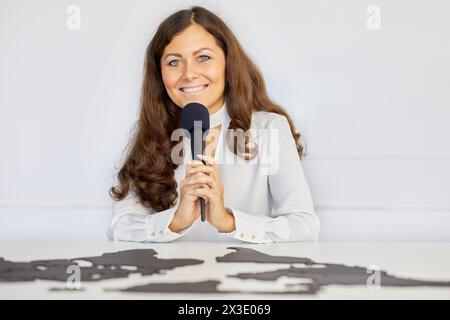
161;23;226;115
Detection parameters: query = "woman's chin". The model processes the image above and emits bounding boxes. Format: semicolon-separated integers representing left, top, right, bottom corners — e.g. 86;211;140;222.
180;98;207;107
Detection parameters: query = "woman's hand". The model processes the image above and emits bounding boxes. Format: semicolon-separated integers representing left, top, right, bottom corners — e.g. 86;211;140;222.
188;154;236;233
168;160;204;233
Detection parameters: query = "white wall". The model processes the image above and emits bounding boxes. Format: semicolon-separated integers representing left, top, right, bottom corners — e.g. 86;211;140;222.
1;0;449;241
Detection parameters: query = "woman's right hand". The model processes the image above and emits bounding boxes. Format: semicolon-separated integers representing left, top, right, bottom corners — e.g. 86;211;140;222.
168;160;206;232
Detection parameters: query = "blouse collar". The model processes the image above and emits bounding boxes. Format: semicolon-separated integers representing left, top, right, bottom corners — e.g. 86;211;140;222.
209;101;230;129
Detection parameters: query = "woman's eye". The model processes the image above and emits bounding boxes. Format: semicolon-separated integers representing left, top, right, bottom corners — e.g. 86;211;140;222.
198;55;211;62
168;60;180;67
167;55;210;67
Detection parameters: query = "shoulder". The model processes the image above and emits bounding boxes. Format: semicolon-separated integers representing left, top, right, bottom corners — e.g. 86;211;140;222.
251;110;291;133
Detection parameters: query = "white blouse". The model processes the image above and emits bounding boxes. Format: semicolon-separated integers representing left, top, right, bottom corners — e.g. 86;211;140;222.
108;103;320;243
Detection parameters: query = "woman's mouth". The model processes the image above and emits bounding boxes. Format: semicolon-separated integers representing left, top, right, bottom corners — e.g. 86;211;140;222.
179;84;209;95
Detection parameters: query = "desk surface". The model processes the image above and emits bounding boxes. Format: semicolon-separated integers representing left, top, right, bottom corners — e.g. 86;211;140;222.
1;241;450;299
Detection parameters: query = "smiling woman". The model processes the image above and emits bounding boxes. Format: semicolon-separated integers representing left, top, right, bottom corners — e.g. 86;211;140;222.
161;26;226;115
108;6;319;243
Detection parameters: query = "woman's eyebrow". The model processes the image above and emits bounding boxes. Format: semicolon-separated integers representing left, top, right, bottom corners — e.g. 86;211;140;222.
163;47;213;60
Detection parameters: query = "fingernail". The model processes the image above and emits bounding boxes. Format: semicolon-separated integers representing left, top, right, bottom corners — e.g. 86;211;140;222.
196;154;203;158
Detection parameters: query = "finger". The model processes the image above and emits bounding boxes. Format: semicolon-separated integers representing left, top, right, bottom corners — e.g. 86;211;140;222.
189;165;219;180
196;154;218;167
187;185;209;201
187;160;204;167
188;175;215;189
186;173;214;188
197;154;219;178
191;186;213;199
186;160;205;177
186;160;204;171
186;182;206;191
187;172;207;185
187;170;206;179
188;185;209;196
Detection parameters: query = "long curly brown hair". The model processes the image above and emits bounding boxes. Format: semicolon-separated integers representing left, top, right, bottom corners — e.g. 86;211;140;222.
109;6;307;212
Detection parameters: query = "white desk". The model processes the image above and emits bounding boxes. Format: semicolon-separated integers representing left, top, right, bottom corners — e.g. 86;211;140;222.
1;241;450;299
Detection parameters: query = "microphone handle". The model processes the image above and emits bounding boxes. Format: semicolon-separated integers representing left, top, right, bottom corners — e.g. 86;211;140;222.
200;198;206;222
191;129;207;222
199;149;206;222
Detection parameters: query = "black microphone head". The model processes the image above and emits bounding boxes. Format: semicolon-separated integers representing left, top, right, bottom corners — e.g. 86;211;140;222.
180;102;210;132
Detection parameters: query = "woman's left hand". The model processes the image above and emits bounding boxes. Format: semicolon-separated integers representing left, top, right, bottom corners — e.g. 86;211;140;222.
188;154;236;233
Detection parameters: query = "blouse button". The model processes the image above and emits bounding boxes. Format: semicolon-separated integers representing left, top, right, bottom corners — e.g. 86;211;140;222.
159;230;163;235
240;233;244;238
252;234;256;239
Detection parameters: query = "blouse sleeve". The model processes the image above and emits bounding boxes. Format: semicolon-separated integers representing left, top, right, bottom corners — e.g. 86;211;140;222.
108;191;193;242
220;115;320;243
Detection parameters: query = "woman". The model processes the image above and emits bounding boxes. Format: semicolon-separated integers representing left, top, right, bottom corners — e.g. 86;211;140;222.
108;6;320;243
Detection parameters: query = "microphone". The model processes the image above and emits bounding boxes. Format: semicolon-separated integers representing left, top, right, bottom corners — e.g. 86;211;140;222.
180;102;210;222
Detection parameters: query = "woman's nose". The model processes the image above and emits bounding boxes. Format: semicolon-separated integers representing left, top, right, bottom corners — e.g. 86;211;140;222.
182;62;199;80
